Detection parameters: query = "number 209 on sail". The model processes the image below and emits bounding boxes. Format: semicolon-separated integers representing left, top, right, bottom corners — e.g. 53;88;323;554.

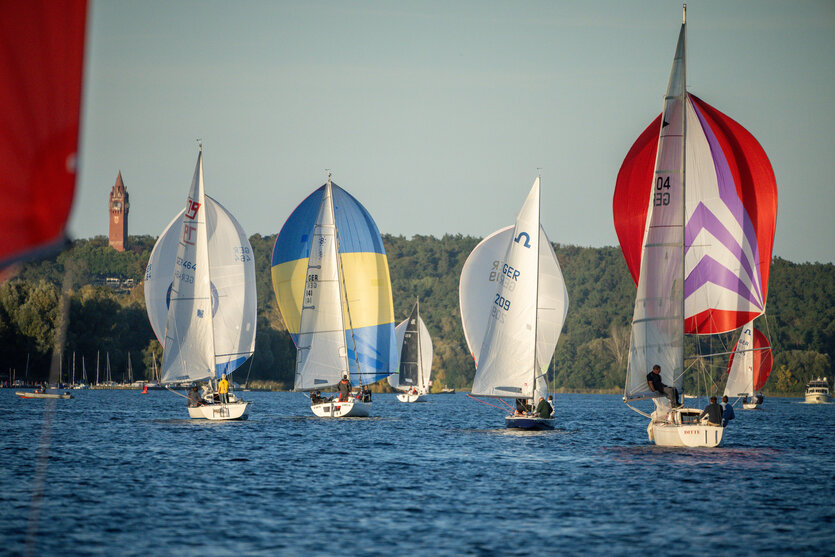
494;293;511;311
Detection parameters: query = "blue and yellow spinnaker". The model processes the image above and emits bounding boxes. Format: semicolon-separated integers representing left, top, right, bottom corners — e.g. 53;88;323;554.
271;182;396;386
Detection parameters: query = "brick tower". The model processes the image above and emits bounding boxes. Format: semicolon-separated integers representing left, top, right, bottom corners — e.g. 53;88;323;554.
108;172;129;251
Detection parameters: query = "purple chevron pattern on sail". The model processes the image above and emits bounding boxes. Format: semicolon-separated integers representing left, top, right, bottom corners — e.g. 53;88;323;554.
682;98;766;334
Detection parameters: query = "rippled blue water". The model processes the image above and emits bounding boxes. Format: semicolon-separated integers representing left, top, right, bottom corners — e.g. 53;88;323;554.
1;390;833;555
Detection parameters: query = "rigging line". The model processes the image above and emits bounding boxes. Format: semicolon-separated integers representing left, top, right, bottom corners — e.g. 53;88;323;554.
243;354;255;388
467;394;510;412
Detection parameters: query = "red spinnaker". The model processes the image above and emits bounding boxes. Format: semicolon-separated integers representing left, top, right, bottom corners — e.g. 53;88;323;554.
613;95;777;334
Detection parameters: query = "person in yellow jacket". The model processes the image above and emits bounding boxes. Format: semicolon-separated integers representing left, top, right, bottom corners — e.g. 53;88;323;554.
218;373;229;404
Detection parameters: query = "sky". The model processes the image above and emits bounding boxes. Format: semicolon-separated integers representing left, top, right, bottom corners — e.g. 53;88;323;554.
71;0;835;264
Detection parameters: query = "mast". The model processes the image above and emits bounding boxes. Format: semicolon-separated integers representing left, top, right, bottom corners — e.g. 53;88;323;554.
416;299;423;391
680;3;687;385
197;144;219;384
330;175;363;387
532;174;541;399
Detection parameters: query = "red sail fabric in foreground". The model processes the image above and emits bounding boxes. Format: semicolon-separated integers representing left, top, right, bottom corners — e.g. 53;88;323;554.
0;0;88;268
613;95;777;335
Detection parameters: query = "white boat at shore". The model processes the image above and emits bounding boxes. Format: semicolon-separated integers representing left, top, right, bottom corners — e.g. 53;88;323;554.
805;378;832;404
16;390;72;400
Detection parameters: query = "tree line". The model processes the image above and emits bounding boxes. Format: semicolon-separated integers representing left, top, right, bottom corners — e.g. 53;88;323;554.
0;235;831;395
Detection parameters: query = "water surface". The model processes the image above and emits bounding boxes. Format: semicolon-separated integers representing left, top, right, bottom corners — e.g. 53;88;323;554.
1;391;832;555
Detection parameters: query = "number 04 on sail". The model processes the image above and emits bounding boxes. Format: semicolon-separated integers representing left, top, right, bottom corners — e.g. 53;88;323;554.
614;7;777;446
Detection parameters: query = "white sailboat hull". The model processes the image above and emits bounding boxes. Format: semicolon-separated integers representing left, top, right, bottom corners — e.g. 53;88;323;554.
311;399;371;417
805;393;832;404
396;392;426;403
188;401;249;420
742;402;761;410
16;391;72;399
648;407;723;447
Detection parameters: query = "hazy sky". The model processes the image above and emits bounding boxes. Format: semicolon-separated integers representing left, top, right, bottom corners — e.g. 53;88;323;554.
71;0;835;263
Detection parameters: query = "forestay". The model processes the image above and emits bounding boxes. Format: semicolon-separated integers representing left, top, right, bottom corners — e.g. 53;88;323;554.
144;153;257;383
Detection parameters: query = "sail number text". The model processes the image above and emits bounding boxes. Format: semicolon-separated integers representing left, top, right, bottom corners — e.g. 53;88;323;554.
494;293;511;311
654;176;671;206
177;257;196;270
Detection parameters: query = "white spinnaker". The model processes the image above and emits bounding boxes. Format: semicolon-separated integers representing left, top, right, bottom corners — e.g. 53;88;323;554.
389;308;433;392
145;210;184;343
460;225;568;375
724;324;755;398
203;197;257;373
471;178;561;398
294;182;349;391
159;153;216;384
624;22;685;401
144;195;257;376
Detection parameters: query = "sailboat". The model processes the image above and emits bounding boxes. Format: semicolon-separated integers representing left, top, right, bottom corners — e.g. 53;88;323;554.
460;177;569;430
724;324;772;409
614;6;778;447
271;176;397;417
144;147;257;420
389;299;433;403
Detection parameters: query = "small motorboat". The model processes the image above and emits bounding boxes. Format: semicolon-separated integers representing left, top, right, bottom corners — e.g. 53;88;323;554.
16;390;73;399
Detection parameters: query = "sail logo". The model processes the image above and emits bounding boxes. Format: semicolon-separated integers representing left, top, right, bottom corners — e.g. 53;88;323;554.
185;199;201;219
514;231;531;248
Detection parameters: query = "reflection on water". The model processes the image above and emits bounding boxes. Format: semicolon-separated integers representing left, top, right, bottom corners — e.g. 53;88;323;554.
1;391;832;555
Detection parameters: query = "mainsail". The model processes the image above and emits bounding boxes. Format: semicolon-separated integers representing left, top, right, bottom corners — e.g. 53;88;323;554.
615;13;777;401
0;0;87;270
144;152;257;383
724;324;772;398
389;300;433;393
272;181;397;387
461;178;569;399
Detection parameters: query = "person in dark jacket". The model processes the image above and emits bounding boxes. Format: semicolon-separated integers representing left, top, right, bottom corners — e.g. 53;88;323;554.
187;386;202;407
514;398;531;415
699;396;723;425
721;395;735;427
646;364;680;407
337;375;351;402
535;396;553;419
